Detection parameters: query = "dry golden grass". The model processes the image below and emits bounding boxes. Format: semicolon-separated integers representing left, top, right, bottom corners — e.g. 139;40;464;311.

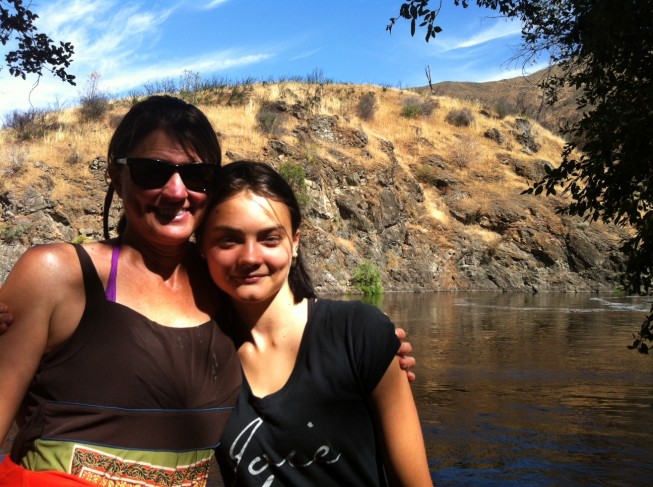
467;226;503;245
413;66;581;137
51;177;84;203
0;80;572;235
421;187;450;225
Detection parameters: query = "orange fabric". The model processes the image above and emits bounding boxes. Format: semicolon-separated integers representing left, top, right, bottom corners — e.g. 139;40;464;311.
0;456;97;486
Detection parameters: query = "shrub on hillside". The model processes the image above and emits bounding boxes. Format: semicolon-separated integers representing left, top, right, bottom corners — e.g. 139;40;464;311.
79;94;109;121
3;108;60;140
225;80;255;106
416;164;445;188
494;98;514;119
256;101;287;136
352;261;384;296
401;96;438;119
79;72;110;122
143;78;176;96
356;92;378;121
66;146;84;165
305;68;332;85
448;137;481;168
279;162;310;208
445;108;475;127
0;221;31;244
3;146;28;176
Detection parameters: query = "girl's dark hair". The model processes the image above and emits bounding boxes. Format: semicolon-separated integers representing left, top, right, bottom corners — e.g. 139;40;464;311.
103;95;222;238
207;160;316;303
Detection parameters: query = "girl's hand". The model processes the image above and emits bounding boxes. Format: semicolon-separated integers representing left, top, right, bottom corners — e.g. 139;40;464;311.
395;327;416;382
0;301;13;334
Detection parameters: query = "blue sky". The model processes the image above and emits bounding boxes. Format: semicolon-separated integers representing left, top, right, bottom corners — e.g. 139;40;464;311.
0;0;539;116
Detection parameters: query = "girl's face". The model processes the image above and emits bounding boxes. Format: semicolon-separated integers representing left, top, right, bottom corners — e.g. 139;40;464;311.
201;190;299;306
114;129;211;246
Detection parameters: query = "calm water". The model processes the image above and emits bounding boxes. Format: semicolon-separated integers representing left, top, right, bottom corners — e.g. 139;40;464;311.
378;292;653;486
3;292;653;486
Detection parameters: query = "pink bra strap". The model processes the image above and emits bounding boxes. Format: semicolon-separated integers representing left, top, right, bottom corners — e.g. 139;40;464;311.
105;244;120;302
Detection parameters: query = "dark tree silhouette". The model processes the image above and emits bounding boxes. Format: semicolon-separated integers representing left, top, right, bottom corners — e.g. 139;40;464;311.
389;0;653;352
1;0;75;84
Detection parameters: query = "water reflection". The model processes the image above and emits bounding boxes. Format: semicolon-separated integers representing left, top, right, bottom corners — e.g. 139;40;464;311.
369;292;653;486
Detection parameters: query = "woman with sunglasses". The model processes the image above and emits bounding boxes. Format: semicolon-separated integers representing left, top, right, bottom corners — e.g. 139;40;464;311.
0;95;415;486
0;95;242;486
201;161;431;486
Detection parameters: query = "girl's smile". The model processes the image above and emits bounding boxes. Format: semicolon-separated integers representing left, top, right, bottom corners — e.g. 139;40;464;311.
202;190;299;307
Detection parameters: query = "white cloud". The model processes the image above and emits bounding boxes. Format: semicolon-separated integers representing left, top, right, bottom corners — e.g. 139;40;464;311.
0;0;272;116
39;1;175;67
195;0;229;11
438;18;522;52
289;49;320;62
480;66;533;82
104;50;273;94
200;0;230;10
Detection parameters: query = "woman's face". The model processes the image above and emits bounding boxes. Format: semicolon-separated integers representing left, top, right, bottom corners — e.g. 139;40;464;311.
201;190;299;306
115;129;211;246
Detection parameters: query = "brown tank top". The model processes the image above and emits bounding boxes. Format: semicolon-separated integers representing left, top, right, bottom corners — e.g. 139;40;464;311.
11;244;241;485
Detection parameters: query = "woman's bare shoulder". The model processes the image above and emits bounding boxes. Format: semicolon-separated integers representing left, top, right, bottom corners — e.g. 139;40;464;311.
12;242;78;272
7;240;108;287
0;244;83;299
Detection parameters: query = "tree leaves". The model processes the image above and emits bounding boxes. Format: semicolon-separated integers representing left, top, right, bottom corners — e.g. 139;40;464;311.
387;0;453;42
389;0;653;353
1;0;76;84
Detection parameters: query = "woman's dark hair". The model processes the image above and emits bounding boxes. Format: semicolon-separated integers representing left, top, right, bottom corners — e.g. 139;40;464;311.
206;160;316;303
103;95;222;238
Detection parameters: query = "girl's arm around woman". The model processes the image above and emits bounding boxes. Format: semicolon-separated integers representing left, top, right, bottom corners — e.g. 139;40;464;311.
371;355;433;486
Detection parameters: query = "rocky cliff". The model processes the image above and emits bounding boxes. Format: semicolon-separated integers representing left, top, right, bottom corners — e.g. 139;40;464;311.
0;82;628;293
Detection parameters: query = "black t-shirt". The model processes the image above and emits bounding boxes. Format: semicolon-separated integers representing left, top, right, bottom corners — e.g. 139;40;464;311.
216;299;401;486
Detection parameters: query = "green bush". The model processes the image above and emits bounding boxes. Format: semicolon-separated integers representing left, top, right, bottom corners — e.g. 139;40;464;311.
352;262;384;296
0;222;31;244
279;162;310;208
401;96;438;119
72;234;91;244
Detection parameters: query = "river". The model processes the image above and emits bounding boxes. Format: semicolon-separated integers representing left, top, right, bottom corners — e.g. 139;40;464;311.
380;292;653;486
3;292;652;485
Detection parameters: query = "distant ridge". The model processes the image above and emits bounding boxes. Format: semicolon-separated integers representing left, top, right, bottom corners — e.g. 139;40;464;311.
412;67;579;138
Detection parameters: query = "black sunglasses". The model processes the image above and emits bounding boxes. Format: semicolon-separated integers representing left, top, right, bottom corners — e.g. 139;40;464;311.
115;158;218;192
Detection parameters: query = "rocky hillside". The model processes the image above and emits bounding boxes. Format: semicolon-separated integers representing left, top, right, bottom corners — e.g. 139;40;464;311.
0;80;628;294
414;66;580;140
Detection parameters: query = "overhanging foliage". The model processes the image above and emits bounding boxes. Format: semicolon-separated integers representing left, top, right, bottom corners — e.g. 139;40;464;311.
1;0;75;84
389;0;653;351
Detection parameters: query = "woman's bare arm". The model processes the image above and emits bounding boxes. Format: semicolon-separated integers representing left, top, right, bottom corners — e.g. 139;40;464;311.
0;245;81;443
